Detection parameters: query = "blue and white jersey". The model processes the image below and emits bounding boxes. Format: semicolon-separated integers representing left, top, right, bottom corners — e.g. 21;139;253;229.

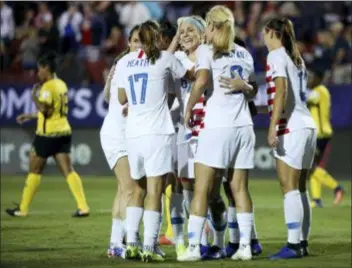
195;43;254;129
116;49;187;138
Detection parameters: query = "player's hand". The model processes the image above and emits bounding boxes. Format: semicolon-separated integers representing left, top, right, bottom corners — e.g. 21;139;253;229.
184;109;193;130
219;76;246;95
267;126;279;148
122;105;128;117
16;114;31;125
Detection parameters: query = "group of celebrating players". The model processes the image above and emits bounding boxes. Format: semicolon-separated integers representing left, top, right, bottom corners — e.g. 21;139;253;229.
6;4;345;263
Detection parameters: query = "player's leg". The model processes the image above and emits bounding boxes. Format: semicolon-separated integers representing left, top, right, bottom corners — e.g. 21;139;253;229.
203;175;227;260
108;156;134;258
54;152;90;217
299;169;311;257
6;135;50;217
6;151;47;217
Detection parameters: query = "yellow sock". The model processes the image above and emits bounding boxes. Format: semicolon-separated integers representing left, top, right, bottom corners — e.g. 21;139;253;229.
19;173;41;214
314;167;338;190
164;184;174;238
67;172;89;212
310;175;322;200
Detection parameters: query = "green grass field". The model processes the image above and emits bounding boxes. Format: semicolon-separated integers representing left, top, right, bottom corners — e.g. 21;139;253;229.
1;176;351;268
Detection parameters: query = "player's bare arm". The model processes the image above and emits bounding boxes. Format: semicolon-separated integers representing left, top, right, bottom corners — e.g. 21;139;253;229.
118;87;128;105
184;69;209;129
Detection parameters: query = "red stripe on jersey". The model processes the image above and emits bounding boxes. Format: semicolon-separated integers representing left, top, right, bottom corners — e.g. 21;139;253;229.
137;50;144;58
266;76;272;83
192;131;200;137
198;97;205;103
268;99;274;106
192;120;204;127
267;87;276;94
277;129;290;136
193;109;205;116
266;64;270;71
278;119;287;125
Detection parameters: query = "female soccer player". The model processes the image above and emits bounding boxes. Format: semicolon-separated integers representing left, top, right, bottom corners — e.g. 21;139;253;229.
117;20;192;262
307;69;345;208
100;25;141;259
167;15;213;258
6;52;90;218
263;18;316;260
178;6;257;262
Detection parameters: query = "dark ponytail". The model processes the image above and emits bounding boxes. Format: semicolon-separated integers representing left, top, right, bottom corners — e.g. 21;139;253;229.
139;20;161;65
266;17;302;68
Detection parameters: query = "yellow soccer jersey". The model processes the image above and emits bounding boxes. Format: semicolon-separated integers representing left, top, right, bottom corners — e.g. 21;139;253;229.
36;78;71;136
307;84;333;139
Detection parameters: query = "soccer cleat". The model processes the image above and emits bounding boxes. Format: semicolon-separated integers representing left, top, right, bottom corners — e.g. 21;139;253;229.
159;235;174;245
225;242;239;257
72;210;90;218
177;244;201;262
107;244;126;259
231;244;252;261
200;244;210;255
269;245;302;260
333;187;345;206
5;203;27;217
155;244;166;258
251;239;263;256
201;245;226;260
176;243;187;258
141;251;164;262
300;240;309;257
125;245;142;260
311;199;323;208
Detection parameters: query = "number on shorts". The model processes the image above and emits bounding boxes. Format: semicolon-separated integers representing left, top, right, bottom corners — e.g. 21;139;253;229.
298;71;307;102
59;92;68;117
128;73;149;105
230;65;244;80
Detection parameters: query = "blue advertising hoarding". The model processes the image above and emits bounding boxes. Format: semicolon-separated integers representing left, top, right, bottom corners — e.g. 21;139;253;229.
1;84;351;128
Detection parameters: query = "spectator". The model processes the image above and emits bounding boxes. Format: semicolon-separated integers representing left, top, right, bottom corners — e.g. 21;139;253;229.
0;1;15;46
17;8;35;39
80;3;106;62
58;2;83;54
312;29;336;73
115;1;151;34
20;27;39;70
38;13;59;55
102;25;126;65
35;2;53;29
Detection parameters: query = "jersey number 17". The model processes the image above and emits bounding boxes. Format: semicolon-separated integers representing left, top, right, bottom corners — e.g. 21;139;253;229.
128;73;148;105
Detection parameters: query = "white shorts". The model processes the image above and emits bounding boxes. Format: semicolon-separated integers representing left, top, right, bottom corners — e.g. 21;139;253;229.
195;126;255;169
100;133;127;170
127;134;173;180
177;139;198;179
274;128;317;170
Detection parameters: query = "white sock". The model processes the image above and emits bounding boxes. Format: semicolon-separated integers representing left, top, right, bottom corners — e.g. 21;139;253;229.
227;206;239;243
284;190;303;245
237;212;253;246
251;206;258;241
300;191;311;242
143;210;162;252
110;218;125;247
183;190;193;217
126;207;143;245
170;193;185;246
188;214;206;246
209;211;227;248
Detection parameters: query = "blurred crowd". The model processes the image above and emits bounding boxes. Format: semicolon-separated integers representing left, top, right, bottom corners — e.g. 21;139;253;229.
1;1;351;85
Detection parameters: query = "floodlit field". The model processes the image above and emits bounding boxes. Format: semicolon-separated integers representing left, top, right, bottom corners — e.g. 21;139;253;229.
1;176;351;268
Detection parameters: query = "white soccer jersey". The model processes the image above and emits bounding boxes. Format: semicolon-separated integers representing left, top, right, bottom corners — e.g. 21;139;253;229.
100;66;126;136
117;50;187;138
195;44;254;129
266;47;316;135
